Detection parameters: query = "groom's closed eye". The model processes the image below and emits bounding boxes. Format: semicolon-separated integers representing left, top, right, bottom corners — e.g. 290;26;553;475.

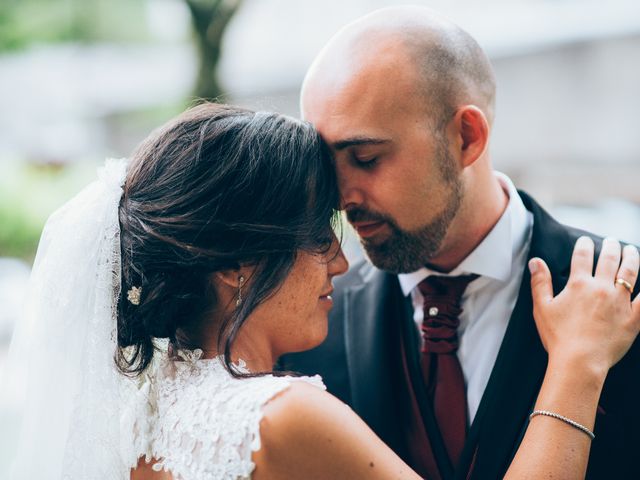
352;154;379;169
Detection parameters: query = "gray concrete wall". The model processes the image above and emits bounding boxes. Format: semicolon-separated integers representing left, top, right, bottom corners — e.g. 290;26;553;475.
491;34;640;205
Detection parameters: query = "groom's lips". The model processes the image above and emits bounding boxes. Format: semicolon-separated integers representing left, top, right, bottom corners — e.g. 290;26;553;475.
351;220;385;238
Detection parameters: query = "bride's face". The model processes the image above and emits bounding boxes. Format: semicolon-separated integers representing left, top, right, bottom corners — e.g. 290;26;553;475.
247;238;349;356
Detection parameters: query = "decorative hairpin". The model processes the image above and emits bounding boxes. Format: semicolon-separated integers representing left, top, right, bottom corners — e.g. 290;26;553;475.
127;286;142;305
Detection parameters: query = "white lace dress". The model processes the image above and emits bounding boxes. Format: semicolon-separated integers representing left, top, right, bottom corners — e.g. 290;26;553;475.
121;350;325;480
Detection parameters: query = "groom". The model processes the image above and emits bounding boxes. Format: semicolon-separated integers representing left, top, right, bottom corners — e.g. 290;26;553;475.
282;6;640;480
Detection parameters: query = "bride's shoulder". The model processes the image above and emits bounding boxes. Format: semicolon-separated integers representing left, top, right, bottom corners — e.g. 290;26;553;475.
260;378;346;420
253;381;412;480
258;379;352;447
252;382;390;480
258;379;355;445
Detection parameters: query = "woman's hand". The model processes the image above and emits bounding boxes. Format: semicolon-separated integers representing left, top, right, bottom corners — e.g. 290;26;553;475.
529;236;640;374
506;237;640;480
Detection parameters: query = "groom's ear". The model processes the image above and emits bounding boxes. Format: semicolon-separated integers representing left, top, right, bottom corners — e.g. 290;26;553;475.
450;105;490;168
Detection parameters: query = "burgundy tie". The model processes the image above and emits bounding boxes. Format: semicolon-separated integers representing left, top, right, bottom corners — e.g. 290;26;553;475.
418;274;477;469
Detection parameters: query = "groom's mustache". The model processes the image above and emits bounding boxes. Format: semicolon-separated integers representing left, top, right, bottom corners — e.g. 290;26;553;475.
346;207;392;226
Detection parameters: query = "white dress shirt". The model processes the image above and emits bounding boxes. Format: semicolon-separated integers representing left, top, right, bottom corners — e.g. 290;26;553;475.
397;172;534;423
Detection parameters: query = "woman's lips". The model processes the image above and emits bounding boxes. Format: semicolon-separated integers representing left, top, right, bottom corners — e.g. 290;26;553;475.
352;221;385;238
319;288;333;299
319;293;334;309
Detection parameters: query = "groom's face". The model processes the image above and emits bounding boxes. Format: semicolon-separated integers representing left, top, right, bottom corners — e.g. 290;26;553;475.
302;55;464;273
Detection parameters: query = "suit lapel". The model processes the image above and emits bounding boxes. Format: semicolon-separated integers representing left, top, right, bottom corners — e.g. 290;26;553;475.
460;267;548;478
460;192;574;479
343;264;404;439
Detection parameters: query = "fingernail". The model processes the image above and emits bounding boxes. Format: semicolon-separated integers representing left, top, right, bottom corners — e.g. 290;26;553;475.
576;236;593;247
528;258;539;274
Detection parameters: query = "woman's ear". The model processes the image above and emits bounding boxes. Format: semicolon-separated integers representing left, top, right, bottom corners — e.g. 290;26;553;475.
451;105;490;168
215;267;253;289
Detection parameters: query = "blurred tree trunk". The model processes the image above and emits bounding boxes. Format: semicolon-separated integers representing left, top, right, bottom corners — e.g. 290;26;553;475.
185;0;242;101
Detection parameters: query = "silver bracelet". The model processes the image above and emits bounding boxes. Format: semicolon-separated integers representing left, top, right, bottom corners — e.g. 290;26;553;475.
529;410;595;440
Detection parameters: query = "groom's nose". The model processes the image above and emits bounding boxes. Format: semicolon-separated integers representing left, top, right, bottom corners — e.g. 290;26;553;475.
336;164;365;211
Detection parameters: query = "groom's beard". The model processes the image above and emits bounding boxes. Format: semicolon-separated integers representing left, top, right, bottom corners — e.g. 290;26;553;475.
347;146;463;274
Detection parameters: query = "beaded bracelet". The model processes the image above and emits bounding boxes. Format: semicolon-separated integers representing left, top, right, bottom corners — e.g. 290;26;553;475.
529;410;595;440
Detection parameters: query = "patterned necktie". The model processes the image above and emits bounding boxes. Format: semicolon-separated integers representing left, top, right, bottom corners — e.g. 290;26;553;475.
418;274;478;469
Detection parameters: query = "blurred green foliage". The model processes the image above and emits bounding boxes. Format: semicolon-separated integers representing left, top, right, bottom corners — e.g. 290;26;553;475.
0;0;151;52
0;0;243;260
0;161;98;261
0;100;190;262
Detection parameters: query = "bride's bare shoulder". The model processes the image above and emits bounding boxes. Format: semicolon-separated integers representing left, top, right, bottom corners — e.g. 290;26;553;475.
261;379;351;430
253;380;419;480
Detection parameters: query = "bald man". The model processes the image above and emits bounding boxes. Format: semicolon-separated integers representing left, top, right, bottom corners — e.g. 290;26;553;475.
281;6;640;480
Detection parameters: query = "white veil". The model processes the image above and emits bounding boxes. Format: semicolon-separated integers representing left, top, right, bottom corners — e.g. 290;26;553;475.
4;158;135;479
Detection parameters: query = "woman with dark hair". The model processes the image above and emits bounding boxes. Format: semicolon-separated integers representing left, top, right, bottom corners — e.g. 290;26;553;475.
116;104;345;378
6;102;640;480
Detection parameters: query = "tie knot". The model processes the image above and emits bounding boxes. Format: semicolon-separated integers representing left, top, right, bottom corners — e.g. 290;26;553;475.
418;274;478;304
419;274;478;354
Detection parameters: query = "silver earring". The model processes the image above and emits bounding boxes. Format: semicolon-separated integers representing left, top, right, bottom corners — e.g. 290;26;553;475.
236;275;245;307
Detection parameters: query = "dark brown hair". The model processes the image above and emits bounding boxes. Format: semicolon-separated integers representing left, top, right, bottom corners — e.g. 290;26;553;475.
116;103;340;376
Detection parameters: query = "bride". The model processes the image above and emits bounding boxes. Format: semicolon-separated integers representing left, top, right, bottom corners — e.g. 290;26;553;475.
6;102;639;479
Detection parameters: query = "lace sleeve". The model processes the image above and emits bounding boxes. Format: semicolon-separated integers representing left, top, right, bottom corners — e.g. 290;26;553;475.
120;370;156;470
129;358;325;480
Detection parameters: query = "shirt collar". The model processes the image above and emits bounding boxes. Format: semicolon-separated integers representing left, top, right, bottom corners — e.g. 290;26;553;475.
398;172;530;296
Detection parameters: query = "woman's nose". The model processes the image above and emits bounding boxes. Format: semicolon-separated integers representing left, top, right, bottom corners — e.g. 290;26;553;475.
328;240;349;277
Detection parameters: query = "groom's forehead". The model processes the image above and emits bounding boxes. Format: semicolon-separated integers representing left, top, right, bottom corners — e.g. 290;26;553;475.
302;74;423;152
303;58;419;122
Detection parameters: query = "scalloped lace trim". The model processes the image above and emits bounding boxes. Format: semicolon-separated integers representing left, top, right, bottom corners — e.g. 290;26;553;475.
122;354;324;480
